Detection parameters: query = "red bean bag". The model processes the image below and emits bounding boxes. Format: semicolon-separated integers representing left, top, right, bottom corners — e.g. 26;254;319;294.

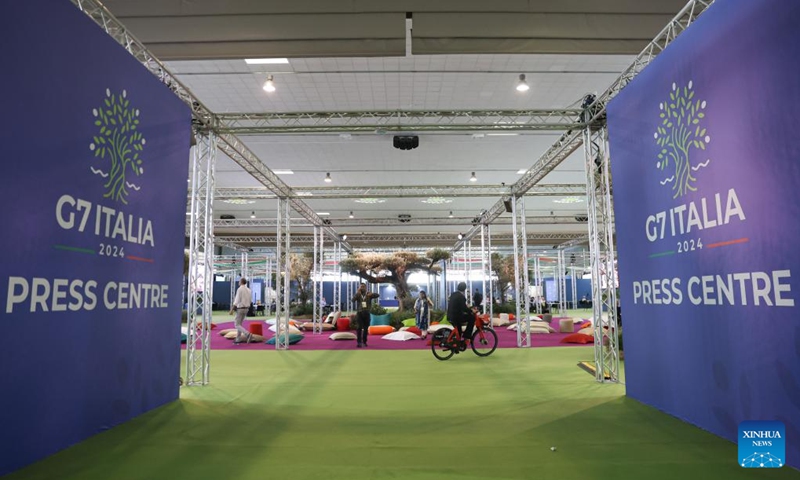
406;326;422;336
337;317;351;331
247;323;263;336
560;333;594;344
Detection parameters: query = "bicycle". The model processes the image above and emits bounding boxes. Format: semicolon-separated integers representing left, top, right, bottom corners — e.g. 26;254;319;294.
431;313;498;361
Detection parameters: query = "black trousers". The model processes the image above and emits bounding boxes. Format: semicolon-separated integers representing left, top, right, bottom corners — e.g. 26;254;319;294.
451;314;475;343
355;311;370;345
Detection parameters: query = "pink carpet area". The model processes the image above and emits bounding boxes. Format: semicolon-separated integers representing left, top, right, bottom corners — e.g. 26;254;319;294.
185;318;591;351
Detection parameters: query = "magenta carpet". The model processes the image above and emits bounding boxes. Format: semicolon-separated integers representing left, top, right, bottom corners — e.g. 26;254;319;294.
185;318;590;351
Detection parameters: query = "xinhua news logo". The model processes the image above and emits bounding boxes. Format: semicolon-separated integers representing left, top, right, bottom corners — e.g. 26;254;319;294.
739;421;785;468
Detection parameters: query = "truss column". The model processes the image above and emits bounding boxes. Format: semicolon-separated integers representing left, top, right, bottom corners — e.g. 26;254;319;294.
186;132;216;386
511;196;531;348
485;224;494;319
465;240;472;305
312;226;321;334
266;257;273;309
241;251;249;281
558;249;567;313
583;124;620;382
275;199;291;350
333;241;341;312
571;267;579;310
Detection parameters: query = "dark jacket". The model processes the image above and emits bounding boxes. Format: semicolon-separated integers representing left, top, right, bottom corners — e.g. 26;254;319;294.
353;291;379;313
447;290;472;325
473;291;483;306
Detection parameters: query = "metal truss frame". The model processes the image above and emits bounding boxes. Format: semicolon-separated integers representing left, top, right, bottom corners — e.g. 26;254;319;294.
480;224;489;317
213;184;585;200
217;109;583;135
216;232;587;246
557;249;567;313
274;199;291;350
511;197;531;348
584;125;619;383
532;256;542;314
465;240;472;305
454;0;716;251
312;227;323;334
214;215;587;229
185;133;216;386
333;242;342;313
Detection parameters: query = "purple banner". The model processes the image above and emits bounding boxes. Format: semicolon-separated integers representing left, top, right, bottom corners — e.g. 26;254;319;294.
608;0;800;469
0;1;190;474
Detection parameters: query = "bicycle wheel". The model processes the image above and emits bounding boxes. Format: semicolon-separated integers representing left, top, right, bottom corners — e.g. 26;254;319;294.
431;329;455;361
471;328;498;357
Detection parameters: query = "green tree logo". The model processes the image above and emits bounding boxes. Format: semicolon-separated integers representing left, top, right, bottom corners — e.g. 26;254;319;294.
89;89;145;204
654;80;711;198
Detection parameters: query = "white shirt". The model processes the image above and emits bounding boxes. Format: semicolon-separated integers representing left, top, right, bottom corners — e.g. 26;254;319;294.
233;285;252;309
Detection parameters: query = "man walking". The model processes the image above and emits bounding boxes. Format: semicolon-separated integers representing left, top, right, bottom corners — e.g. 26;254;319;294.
353;283;379;348
230;278;252;344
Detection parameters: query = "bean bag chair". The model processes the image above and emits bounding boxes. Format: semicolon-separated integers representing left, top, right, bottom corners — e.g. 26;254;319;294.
368;325;394;335
329;332;357;341
300;322;334;331
382;331;420;341
337;317;351;331
218;328;236;336
248;323;263;336
265;333;304;345
561;333;593;344
402;318;417;328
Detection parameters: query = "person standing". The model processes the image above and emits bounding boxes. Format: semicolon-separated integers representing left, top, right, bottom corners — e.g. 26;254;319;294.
472;288;484;313
230;278;253;344
447;282;475;351
353;283;379;348
414;291;434;339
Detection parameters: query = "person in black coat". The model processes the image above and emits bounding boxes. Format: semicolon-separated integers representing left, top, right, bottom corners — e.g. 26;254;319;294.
352;283;379;348
447;282;475;350
472;288;484;313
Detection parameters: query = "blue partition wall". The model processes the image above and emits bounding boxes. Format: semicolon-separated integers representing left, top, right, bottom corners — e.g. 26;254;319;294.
608;0;800;469
0;1;191;474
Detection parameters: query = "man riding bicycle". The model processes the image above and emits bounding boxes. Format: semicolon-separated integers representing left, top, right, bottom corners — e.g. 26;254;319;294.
447;282;476;351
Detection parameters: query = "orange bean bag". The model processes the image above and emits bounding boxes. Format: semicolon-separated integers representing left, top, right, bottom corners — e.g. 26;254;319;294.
368;325;394;335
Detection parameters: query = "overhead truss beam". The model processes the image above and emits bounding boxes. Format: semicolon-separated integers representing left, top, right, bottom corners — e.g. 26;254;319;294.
214;215;588;229
213;184;585;200
216;232;585;246
217;110;583;134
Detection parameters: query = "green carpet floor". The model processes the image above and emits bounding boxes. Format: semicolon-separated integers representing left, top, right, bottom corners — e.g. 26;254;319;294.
7;348;798;480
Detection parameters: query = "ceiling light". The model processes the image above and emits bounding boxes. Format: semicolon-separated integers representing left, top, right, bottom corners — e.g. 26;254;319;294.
470;172;477;182
273;169;293;175
317;212;330;216
324;172;332;183
349;211;354;219
262;75;276;93
342;235;348;241
354;198;386;204
458;233;464;240
421;197;452;204
250;211;256;219
245;58;289;65
296;191;313;197
553;197;585;204
517;169;527;174
516;74;530;92
449;211;454;218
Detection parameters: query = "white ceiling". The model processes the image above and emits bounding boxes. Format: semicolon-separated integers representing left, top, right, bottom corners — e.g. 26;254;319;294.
97;1;689;248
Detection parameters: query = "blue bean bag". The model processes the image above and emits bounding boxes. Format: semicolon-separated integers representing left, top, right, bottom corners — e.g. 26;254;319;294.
265;333;304;345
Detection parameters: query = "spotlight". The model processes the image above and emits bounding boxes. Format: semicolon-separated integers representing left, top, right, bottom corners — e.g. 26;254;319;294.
324;172;332;183
342;234;347;241
457;233;463;240
250;211;256;219
393;135;419;150
449;211;454;218
516;74;530;92
349;211;354;219
262;75;276;93
503;198;513;213
470;172;477;182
